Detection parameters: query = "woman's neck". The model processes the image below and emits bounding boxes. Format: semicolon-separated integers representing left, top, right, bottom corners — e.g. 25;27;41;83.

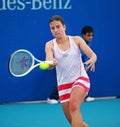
56;35;68;44
56;35;70;51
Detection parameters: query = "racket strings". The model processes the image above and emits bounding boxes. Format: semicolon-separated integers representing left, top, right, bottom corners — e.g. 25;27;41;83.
9;51;34;76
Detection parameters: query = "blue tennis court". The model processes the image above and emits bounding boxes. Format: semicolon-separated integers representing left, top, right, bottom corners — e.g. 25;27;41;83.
0;98;120;127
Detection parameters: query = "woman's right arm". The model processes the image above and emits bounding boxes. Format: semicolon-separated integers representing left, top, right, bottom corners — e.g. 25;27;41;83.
45;41;58;68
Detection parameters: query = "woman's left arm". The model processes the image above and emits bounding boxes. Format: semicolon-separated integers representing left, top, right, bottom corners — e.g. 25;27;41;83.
74;36;97;72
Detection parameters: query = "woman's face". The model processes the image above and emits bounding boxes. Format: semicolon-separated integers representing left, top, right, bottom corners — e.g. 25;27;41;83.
49;20;66;39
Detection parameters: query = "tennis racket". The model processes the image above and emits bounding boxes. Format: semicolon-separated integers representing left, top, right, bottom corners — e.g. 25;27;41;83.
9;49;53;77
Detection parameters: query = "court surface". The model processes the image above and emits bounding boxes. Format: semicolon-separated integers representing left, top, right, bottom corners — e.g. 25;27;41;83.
0;98;120;127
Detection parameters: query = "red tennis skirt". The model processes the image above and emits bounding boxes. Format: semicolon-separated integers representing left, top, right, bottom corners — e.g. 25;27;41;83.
58;76;90;103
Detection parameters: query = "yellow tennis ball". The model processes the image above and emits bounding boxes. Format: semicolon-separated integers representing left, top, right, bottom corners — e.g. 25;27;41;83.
39;62;49;70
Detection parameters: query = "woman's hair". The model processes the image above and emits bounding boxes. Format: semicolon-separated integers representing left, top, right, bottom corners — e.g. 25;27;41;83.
49;15;65;25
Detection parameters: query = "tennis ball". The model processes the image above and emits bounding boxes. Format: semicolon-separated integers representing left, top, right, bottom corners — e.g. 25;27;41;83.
39;62;49;70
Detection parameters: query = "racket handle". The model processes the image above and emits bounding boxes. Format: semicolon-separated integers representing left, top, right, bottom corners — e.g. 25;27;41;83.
45;60;53;65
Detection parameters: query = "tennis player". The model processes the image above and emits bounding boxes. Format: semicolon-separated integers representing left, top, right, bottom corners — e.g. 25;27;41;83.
45;15;97;127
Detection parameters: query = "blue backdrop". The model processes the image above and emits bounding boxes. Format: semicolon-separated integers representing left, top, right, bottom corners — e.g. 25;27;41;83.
0;0;120;102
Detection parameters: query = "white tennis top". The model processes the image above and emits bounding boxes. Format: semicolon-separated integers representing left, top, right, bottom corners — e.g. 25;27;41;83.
53;36;88;85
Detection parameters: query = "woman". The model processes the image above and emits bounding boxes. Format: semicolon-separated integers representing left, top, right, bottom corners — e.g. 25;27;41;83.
45;15;97;127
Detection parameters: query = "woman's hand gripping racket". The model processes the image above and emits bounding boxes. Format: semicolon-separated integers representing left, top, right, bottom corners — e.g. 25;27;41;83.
9;49;53;77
